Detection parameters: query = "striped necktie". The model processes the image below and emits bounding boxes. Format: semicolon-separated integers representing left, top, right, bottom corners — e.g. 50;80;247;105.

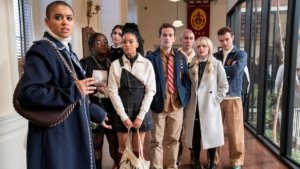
167;54;175;94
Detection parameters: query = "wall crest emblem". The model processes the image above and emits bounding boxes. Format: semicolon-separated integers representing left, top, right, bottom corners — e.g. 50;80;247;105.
191;8;207;31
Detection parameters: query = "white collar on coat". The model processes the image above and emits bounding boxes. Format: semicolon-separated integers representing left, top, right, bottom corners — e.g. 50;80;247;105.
178;47;196;63
46;27;72;51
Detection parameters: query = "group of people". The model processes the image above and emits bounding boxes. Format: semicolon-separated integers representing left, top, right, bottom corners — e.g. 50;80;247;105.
16;1;248;169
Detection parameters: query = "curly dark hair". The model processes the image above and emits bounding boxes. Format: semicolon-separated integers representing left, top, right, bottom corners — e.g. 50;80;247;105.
88;33;107;50
123;23;144;56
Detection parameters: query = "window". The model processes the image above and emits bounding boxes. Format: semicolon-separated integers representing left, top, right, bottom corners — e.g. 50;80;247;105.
13;0;33;75
239;1;246;50
290;44;300;163
288;6;300;164
229;0;300;167
227;2;246;50
248;0;262;129
263;0;288;147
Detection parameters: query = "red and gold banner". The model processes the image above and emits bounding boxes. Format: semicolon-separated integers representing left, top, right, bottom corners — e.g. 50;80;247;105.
187;0;210;39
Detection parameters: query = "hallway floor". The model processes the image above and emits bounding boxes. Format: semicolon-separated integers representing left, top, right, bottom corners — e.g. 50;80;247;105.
102;128;288;169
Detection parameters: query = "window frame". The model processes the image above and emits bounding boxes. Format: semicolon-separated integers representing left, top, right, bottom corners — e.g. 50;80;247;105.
227;0;300;168
13;0;33;75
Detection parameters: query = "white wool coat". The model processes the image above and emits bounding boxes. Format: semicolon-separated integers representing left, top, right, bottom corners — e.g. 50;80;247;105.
184;57;228;149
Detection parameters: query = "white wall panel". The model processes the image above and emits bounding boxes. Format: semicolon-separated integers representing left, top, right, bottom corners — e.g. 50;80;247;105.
0;114;27;169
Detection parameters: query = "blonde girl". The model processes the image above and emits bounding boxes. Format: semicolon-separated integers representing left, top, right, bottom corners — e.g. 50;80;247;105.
184;37;229;169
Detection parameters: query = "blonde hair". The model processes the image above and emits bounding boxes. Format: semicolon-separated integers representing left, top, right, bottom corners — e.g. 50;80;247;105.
191;36;214;77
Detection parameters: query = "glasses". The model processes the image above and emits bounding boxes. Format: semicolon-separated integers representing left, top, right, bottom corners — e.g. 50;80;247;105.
95;40;108;46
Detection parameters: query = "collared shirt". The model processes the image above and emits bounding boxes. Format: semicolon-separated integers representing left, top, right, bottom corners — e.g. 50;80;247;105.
108;53;156;121
222;46;234;65
161;49;181;112
178;47;196;64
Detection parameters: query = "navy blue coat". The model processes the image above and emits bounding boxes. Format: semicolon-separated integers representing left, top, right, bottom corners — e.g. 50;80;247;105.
17;32;106;169
146;48;191;113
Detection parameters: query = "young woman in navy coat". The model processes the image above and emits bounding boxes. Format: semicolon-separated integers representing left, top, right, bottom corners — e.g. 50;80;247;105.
16;1;110;169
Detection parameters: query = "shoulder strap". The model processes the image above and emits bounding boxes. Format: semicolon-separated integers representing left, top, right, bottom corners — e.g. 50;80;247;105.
41;38;78;81
119;57;124;67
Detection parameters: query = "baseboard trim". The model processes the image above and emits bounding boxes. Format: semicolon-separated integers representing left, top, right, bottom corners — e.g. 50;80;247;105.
0;114;27;141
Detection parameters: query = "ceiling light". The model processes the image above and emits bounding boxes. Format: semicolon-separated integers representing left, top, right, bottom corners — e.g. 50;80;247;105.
169;0;180;2
173;20;184;27
172;2;183;27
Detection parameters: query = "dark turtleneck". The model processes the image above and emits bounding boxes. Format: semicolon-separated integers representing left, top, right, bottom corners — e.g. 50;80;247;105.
110;46;123;62
198;61;207;84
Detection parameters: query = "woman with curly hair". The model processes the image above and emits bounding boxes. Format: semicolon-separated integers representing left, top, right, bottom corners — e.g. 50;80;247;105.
80;33;119;169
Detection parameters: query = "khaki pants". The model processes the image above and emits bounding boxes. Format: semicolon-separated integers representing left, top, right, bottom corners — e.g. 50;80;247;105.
216;98;245;166
150;108;183;169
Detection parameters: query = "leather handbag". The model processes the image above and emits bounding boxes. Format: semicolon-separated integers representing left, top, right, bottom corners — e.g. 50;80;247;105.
13;38;78;127
13;75;77;127
119;130;150;169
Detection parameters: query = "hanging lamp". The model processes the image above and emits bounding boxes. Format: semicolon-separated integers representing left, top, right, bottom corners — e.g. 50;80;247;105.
172;1;183;27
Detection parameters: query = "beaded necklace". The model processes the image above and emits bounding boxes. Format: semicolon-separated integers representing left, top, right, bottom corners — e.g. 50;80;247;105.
91;55;111;70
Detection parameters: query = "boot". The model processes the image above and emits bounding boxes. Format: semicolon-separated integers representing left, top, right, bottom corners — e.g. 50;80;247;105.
95;159;102;169
203;160;216;169
206;160;217;169
192;154;200;169
117;152;123;168
207;148;217;169
192;151;200;169
189;149;195;166
208;164;216;169
193;161;201;169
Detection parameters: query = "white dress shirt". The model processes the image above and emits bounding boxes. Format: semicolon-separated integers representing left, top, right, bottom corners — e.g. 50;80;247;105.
108;54;156;122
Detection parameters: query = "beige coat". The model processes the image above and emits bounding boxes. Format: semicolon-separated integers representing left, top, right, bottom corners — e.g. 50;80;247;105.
184;57;228;149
